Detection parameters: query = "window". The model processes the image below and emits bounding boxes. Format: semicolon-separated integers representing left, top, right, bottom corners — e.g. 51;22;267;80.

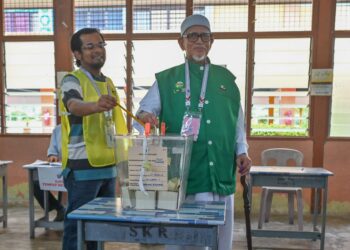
251;38;311;136
255;0;312;31
74;0;126;33
4;0;54;35
4;42;56;134
330;38;350;137
103;41;127;109
335;0;350;30
133;0;186;33
133;9;151;31
193;0;249;32
132;40;184;113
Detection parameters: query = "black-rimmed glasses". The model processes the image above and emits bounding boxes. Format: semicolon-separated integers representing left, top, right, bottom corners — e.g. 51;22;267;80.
182;32;212;42
82;42;107;50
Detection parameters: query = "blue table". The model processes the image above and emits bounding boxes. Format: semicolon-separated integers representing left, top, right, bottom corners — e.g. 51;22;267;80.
68;197;226;250
249;166;333;250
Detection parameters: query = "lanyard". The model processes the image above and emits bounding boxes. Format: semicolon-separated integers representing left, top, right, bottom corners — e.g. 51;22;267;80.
80;67;112;118
185;59;209;112
80;67;111;97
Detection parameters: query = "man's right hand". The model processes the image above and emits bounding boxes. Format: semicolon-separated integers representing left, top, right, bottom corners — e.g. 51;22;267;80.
67;95;117;116
95;95;117;112
137;111;158;127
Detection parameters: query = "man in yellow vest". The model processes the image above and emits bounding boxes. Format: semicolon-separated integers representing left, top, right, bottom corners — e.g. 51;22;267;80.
59;28;127;250
137;15;252;250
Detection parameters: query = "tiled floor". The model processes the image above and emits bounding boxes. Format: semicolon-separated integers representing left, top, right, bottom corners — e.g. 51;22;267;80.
0;206;349;250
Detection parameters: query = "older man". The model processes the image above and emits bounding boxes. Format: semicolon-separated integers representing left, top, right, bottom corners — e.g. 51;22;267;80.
137;15;251;250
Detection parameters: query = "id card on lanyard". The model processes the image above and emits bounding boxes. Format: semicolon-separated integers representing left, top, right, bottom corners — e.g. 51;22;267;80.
181;111;202;140
180;59;209;141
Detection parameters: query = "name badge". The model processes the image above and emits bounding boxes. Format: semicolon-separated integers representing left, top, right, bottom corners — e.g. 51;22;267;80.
180;111;201;141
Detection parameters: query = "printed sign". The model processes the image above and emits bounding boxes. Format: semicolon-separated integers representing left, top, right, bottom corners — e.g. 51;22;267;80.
311;69;333;83
128;146;168;191
38;166;66;192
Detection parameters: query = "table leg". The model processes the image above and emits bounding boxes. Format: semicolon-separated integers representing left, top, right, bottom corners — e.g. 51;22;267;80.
77;220;84;250
2;172;8;228
28;169;35;238
97;241;104;250
44;190;49;226
320;180;329;250
212;226;219;250
312;188;320;232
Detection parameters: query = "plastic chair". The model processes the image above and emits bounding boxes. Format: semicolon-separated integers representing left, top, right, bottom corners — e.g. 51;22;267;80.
258;148;304;231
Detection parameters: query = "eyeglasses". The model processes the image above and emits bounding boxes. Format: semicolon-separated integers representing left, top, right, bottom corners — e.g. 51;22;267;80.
182;32;212;42
82;42;107;50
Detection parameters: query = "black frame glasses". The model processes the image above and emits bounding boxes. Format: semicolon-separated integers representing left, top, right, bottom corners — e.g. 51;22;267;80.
182;32;212;42
82;42;107;50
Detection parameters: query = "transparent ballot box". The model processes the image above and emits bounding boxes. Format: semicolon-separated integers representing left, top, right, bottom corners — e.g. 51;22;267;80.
116;135;193;210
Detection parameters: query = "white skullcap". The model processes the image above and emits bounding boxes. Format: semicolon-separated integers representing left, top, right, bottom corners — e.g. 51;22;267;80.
180;14;211;36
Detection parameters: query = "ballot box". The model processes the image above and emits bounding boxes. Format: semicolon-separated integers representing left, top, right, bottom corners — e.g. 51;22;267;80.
116;135;193;210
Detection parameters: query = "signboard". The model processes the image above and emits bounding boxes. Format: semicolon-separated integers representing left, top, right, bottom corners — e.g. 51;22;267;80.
311;69;333;83
128;146;168;191
38;165;66;192
310;83;333;96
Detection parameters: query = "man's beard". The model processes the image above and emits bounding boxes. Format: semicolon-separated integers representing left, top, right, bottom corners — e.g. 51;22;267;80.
91;61;105;69
192;55;207;62
91;56;105;69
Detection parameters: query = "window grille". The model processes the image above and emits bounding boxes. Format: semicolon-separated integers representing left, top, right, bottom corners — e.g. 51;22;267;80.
251;38;311;136
335;0;350;30
74;0;126;33
255;0;312;31
4;0;54;35
4;42;56;134
193;0;248;32
133;0;186;33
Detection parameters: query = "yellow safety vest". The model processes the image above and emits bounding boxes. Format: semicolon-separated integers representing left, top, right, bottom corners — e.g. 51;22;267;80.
60;69;128;168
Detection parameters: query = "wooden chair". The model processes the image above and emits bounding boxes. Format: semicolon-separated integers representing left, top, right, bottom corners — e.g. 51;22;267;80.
258;148;304;231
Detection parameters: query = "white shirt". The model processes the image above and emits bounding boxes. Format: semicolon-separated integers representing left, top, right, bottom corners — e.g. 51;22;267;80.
137;80;249;155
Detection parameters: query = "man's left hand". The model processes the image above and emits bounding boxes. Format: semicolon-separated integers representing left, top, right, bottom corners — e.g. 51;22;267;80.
48;155;59;163
236;154;252;176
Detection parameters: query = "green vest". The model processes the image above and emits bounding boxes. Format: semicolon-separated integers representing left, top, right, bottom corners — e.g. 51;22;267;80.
60;69;128;169
156;60;241;195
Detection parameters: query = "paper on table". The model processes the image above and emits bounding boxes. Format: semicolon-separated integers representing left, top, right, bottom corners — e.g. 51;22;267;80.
0;160;13;165
23;159;61;168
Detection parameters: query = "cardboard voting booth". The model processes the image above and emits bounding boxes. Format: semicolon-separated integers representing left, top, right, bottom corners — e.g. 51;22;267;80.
116;135;193;210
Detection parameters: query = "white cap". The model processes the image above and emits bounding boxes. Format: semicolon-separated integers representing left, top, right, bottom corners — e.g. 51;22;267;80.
180;14;211;36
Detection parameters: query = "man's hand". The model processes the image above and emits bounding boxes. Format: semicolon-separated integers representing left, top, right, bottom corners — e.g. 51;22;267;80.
67;95;117;116
48;155;59;163
95;95;117;112
137;111;158;127
236;153;252;176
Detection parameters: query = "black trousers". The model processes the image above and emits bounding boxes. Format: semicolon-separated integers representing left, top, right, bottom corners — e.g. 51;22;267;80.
33;181;64;211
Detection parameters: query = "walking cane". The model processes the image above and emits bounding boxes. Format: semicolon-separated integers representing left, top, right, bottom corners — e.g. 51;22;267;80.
240;175;252;250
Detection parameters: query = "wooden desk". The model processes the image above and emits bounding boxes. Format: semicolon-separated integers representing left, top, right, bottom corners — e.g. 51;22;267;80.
23;163;65;238
249;166;333;250
0;161;12;228
68;197;225;250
